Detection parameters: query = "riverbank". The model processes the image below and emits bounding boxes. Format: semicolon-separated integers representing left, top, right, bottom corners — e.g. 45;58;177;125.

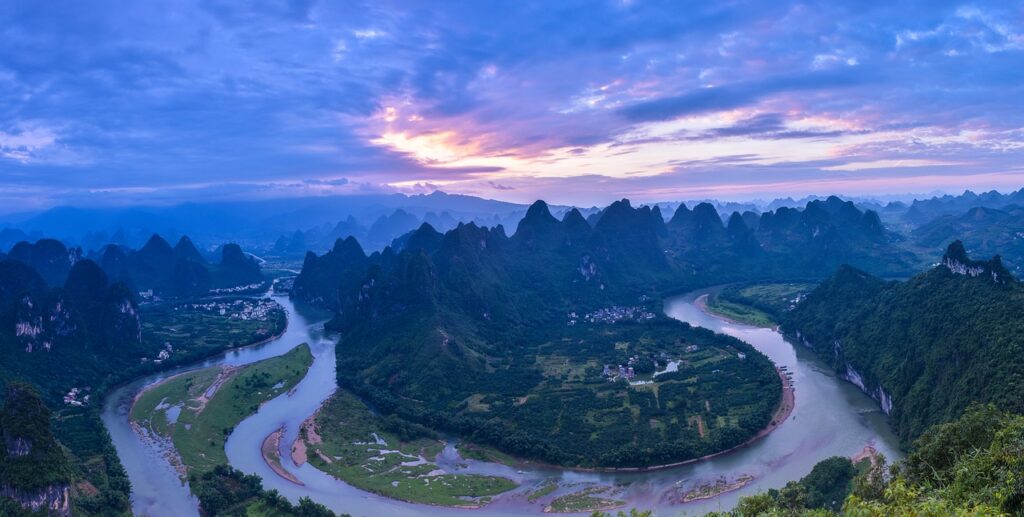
696;293;779;330
293;389;519;508
110;288;903;517
128;344;314;475
262;428;303;485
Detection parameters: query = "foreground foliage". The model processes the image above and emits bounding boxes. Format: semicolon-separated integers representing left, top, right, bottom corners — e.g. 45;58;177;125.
191;465;347;517
718;405;1023;516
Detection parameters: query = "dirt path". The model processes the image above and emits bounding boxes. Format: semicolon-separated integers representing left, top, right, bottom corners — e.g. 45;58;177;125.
193;366;240;415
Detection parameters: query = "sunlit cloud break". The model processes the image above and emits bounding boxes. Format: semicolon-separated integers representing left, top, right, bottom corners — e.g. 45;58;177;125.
0;1;1022;210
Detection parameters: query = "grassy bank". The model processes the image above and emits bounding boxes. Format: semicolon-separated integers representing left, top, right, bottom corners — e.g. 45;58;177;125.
705;283;814;328
302;389;517;507
704;296;776;327
131;343;313;474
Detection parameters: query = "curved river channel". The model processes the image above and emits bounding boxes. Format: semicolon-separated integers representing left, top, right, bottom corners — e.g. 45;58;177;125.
102;289;901;516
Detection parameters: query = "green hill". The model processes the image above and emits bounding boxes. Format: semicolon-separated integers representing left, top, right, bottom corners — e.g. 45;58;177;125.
782;241;1024;443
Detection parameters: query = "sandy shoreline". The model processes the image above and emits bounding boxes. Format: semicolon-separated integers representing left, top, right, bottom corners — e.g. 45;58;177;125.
261;427;304;485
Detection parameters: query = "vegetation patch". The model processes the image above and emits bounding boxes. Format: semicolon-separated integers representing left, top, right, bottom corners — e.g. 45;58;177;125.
140;297;286;366
705;297;775;327
130;343;313;475
302;389;518;507
341;317;781;469
545;485;625;513
456;442;519;467
526;479;559;502
708;283;814;326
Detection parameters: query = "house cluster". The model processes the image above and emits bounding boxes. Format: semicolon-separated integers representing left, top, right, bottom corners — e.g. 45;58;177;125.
209;282;266;295
141;342;176;365
603;364;636;381
138;289;161;303
180;298;280;322
785;293;806;311
685;344;700;353
273;277;296;293
63;387;90;406
567;305;656;325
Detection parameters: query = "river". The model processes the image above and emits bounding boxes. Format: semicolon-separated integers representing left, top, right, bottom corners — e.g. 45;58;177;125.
102;289;901;516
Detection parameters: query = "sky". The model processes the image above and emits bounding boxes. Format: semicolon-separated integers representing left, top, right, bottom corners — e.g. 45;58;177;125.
1;0;1023;212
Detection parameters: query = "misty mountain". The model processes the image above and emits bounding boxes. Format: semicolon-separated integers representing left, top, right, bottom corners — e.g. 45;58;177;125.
912;205;1024;272
88;235;265;298
5;192;543;255
901;188;1024;225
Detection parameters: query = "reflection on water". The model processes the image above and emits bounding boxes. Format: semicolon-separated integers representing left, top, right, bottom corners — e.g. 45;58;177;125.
105;289;901;517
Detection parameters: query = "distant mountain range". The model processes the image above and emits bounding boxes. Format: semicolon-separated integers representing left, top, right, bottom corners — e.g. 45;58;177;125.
0;192;540;254
912;205;1024;272
899;188;1024;225
10;188;1017;257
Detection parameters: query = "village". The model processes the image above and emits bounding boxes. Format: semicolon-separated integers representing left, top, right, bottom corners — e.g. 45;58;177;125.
567;305;657;326
179;298;281;322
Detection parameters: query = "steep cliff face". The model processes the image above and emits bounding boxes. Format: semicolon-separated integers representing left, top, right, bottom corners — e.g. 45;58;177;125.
941;240;1011;284
793;328;896;417
0;483;70;516
0;383;72;516
5;259;141;354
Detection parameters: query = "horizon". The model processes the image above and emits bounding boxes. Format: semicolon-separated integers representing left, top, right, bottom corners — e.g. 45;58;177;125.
2;2;1023;211
0;186;1016;221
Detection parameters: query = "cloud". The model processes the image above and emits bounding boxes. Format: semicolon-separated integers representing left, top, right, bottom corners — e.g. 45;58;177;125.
0;0;1021;211
488;181;515;191
617;70;869;123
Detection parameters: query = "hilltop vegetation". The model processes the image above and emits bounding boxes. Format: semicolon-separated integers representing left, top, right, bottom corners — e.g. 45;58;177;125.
0;382;73;514
783;241;1024;443
190;465;347;517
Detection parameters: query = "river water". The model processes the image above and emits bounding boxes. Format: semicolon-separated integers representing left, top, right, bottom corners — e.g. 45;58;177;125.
103;289;901;516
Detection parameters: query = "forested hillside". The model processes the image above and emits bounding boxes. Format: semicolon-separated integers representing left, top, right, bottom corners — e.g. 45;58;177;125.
290;197;918;468
783;241;1024;443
